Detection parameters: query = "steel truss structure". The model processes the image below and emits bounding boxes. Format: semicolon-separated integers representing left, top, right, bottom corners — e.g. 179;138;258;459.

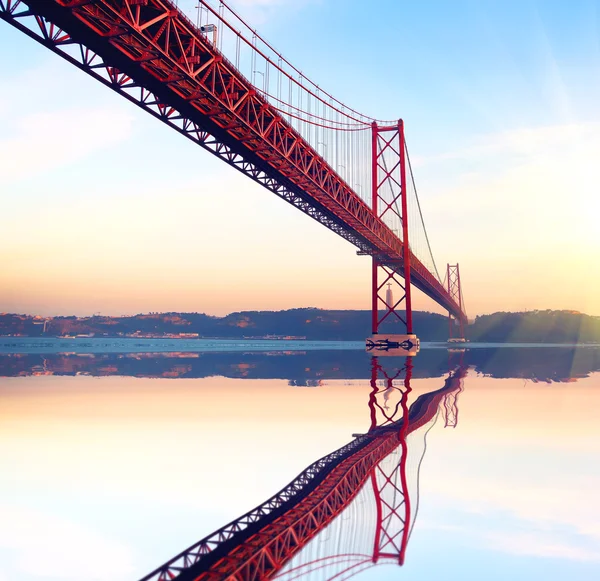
443;384;463;428
370;122;412;333
443;348;466;427
0;0;465;321
368;358;412;564
0;2;476;578
150;413;411;580
446;264;465;338
132;361;465;580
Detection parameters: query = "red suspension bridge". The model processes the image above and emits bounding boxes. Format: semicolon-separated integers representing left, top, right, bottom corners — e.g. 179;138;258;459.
0;0;468;346
136;359;466;580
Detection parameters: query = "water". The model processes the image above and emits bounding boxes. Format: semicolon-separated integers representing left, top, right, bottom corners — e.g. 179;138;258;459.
1;345;599;580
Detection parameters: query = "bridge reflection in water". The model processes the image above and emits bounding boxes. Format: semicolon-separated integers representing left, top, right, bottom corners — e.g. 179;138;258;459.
140;357;467;581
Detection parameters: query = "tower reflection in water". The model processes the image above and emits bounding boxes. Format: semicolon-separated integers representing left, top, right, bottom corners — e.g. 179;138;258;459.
141;356;467;581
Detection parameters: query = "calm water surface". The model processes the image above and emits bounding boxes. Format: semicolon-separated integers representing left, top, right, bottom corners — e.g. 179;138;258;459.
1;345;599;580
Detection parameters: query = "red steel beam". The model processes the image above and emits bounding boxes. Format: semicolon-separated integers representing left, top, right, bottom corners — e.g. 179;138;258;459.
0;0;466;321
369;358;412;564
447;264;465;338
137;368;466;581
370;122;415;334
398;120;413;333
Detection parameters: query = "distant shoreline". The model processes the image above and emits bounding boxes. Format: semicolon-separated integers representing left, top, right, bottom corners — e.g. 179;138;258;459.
2;309;599;344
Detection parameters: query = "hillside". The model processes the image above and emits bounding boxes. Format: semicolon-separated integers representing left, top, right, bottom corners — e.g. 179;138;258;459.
0;309;447;341
469;310;600;344
0;308;598;343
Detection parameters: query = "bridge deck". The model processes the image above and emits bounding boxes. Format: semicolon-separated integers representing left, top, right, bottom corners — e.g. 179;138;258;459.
138;371;464;580
0;0;466;320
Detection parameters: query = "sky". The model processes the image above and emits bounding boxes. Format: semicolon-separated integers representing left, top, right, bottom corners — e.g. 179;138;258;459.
0;0;599;317
1;366;599;580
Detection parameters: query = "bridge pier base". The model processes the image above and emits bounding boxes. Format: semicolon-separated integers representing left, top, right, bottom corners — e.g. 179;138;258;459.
366;334;420;356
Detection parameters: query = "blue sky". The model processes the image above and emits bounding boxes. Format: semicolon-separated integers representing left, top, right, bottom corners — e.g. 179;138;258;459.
0;0;598;316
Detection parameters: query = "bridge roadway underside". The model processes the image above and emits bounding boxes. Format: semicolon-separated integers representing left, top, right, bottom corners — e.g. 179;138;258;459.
137;373;462;581
1;0;463;320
